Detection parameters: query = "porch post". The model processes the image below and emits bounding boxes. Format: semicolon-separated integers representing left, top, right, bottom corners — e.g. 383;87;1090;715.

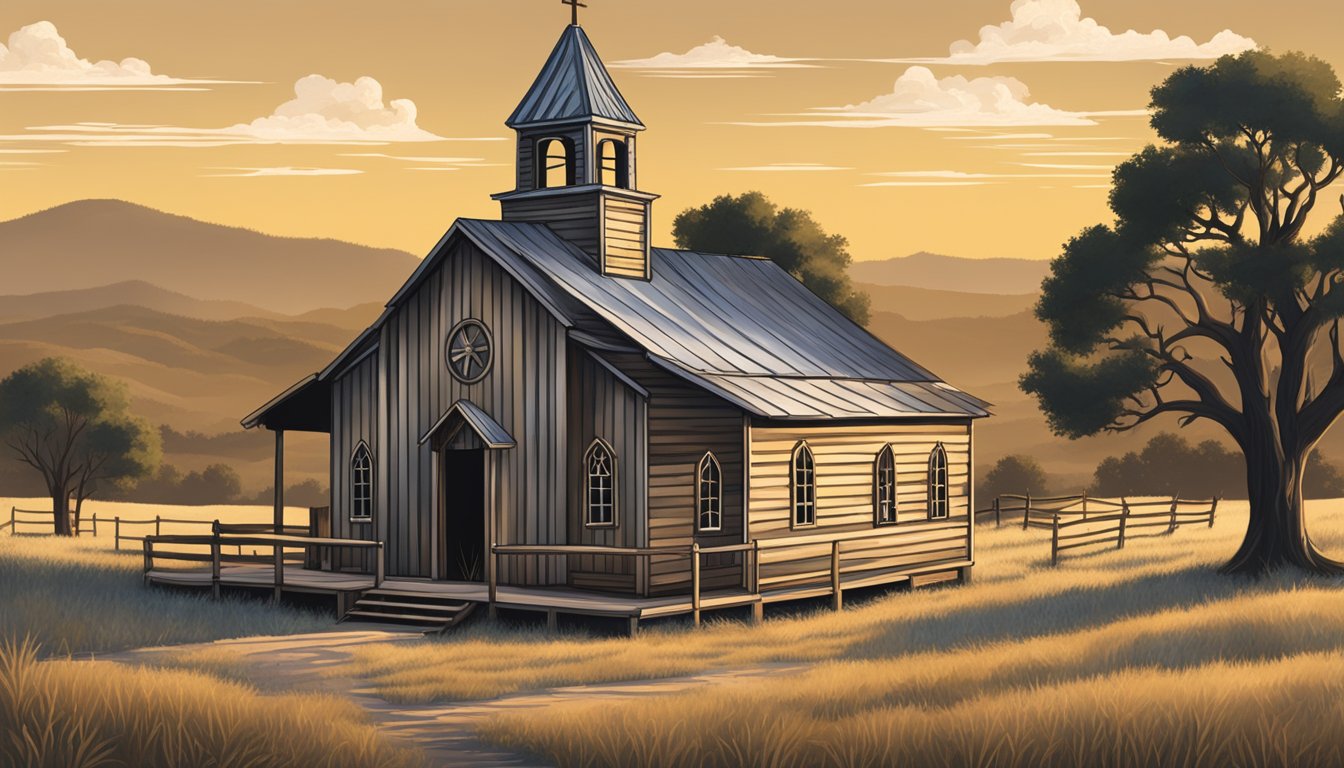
273;429;285;534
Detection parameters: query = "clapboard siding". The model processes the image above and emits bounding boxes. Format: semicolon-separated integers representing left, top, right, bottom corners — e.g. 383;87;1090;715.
566;348;646;592
379;238;568;583
501;191;601;256
602;197;650;279
748;420;973;589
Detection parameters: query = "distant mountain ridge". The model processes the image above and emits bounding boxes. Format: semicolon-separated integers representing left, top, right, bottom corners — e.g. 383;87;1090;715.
0;200;421;313
0;280;280;323
852;252;1051;295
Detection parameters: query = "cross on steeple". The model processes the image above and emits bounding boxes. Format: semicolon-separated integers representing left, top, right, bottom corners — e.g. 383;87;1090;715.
562;0;587;26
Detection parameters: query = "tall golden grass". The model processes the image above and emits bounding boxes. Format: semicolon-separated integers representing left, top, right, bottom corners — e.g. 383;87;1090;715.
0;534;331;655
0;638;421;768
346;500;1344;704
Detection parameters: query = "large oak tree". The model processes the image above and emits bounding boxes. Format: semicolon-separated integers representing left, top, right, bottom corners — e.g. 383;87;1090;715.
1022;50;1344;576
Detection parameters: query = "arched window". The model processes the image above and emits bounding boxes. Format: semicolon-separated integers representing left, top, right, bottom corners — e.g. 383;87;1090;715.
584;438;616;527
791;442;816;528
697;452;722;532
537;137;574;188
874;444;897;526
351;443;373;522
597;138;629;188
928;443;949;520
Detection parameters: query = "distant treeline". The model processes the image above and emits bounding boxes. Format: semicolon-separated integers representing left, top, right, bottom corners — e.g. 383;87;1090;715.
983;433;1344;501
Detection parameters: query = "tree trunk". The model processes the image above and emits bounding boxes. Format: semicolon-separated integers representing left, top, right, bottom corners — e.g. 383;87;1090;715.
1223;446;1344;576
50;489;73;537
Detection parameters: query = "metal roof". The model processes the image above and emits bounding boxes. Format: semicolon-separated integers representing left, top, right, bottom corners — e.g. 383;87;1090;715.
452;220;990;420
507;25;643;129
418;399;517;449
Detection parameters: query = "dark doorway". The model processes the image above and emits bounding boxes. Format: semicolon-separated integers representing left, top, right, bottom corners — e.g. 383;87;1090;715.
441;449;486;582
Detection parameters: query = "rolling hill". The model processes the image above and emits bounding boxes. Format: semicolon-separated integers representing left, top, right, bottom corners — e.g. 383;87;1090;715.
852;252;1051;295
0;199;421;313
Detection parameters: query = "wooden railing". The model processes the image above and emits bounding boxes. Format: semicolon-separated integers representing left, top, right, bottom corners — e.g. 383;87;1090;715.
5;505;309;552
492;522;970;625
143;532;384;601
1048;497;1218;565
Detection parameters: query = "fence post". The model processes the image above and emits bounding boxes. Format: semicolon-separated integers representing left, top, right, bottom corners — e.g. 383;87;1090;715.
114;517;121;551
1082;491;1089;520
831;540;843;612
155;515;161;537
1209;497;1219;528
691;543;702;627
211;531;222;599
1023;493;1033;530
752;539;761;594
487;542;497;620
1168;497;1179;534
92;513;98;538
994;497;1001;527
8;506;13;536
273;541;284;604
142;536;154;584
1051;516;1060;566
1118;498;1129;550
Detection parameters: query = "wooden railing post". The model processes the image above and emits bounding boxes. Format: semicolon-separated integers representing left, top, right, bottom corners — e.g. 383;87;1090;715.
1050;516;1060;566
114;516;121;551
273;542;284;603
1118;498;1129;550
1209;497;1219;528
1168;497;1179;533
211;532;222;599
831;540;842;612
8;506;13;536
1022;493;1033;530
91;513;98;538
752;539;761;594
994;497;1001;527
142;536;154;584
376;542;386;588
487;542;497;620
155;515;161;537
691;543;702;627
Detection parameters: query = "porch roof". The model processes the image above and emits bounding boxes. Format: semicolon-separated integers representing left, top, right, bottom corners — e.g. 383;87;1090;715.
419;399;516;450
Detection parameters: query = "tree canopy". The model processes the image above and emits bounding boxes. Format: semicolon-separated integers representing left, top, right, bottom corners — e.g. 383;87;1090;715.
1020;50;1344;574
0;358;159;534
672;191;871;324
980;455;1052;502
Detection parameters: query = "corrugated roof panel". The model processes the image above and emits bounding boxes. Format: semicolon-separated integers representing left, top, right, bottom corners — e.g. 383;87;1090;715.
508;26;643;128
450;219;990;419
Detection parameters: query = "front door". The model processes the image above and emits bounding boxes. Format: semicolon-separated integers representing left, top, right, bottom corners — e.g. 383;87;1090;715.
440;449;486;582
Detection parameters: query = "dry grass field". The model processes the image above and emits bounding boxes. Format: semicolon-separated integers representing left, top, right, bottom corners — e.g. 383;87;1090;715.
339;500;1344;767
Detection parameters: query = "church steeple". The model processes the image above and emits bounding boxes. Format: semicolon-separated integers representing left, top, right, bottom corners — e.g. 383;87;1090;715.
494;23;657;280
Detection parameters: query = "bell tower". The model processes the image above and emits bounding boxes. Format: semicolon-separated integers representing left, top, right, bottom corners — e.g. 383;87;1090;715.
493;21;657;280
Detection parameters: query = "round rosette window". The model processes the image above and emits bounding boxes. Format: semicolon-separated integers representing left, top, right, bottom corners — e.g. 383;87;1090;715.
446;319;493;384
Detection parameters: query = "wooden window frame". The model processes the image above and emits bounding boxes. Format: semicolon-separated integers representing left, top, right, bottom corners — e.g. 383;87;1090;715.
351;441;374;523
597;137;629;188
696;452;723;533
584;438;618;529
537;136;576;189
790;442;817;529
928;442;950;520
874;444;898;526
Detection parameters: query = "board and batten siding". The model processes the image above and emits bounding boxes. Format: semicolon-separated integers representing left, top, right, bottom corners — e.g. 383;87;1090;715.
328;350;379;570
566;348;646;593
378;238;568;584
748;420;973;591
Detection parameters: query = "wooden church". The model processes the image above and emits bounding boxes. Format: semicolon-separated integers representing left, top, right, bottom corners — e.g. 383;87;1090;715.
242;18;989;627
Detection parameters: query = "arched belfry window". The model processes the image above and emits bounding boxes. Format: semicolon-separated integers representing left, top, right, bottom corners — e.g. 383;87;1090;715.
874;444;897;526
584;438;616;527
597;138;629;188
928;443;949;520
697;452;722;532
791;442;816;528
352;442;373;522
537;137;575;189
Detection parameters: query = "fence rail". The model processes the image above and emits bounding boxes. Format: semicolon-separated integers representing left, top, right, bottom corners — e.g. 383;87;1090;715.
6;506;309;554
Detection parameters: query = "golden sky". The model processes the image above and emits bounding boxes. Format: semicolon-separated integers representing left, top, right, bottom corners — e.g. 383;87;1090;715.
0;0;1341;262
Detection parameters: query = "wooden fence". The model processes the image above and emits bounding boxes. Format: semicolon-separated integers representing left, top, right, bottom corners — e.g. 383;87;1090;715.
6;506;308;553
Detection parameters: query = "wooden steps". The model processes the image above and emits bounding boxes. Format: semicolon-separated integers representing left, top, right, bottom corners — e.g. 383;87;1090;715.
340;587;477;633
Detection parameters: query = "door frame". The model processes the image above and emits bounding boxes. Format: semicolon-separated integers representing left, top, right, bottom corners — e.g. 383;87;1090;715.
430;445;498;583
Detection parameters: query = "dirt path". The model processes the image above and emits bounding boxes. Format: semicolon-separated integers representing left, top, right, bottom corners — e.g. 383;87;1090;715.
103;629;809;767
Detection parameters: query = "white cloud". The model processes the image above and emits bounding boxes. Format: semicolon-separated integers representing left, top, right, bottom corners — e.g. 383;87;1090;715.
613;36;815;78
737;66;1108;128
718;163;852;172
0;21;232;89
229;75;440;142
0;75;465;146
915;0;1257;64
204;167;363;178
862;168;1112;187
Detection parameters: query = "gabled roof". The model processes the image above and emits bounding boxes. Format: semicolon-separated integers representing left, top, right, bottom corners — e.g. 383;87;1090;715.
507;25;643;129
447;220;990;420
419;400;516;449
